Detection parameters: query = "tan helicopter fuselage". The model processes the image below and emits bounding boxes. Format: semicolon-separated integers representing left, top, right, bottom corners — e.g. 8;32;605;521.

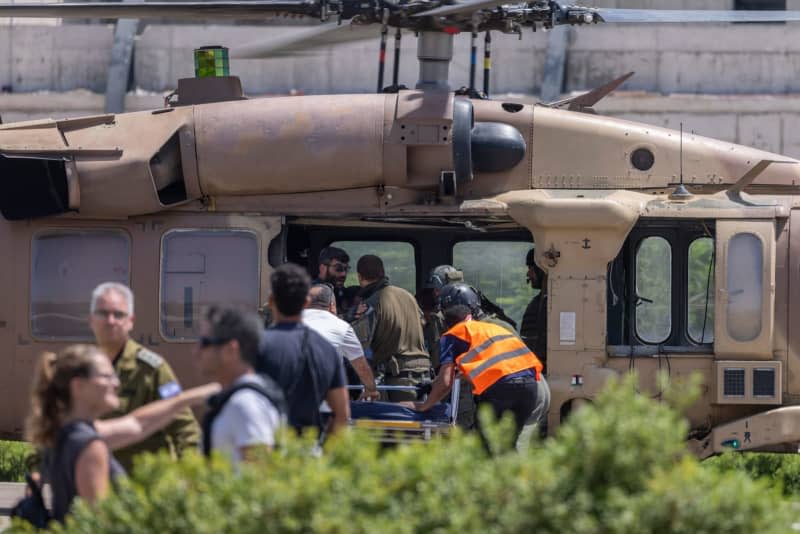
1;90;798;454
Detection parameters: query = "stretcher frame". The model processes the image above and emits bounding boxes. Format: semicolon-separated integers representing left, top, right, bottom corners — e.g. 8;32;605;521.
347;380;461;443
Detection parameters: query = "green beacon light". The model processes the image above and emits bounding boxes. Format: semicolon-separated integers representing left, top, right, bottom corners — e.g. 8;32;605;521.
721;439;741;450
194;46;230;78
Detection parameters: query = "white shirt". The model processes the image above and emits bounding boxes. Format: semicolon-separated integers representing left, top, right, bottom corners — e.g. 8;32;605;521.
302;308;365;361
211;374;281;465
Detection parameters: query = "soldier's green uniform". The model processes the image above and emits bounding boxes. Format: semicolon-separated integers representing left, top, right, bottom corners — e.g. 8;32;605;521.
103;339;201;470
352;278;430;402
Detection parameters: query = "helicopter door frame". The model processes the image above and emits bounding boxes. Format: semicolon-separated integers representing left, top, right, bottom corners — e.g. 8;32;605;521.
713;219;775;359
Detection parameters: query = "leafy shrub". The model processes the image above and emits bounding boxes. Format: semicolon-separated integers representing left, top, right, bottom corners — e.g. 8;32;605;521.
10;374;796;533
706;451;800;496
0;440;34;482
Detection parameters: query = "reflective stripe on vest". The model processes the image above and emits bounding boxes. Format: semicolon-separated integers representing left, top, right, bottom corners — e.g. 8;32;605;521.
443;320;543;395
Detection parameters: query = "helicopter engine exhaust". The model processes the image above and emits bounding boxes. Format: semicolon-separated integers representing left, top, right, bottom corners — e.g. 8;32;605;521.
0;155;70;220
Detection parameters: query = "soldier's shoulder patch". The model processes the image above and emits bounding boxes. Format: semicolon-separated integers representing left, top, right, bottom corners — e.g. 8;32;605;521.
136;348;164;368
158;380;182;399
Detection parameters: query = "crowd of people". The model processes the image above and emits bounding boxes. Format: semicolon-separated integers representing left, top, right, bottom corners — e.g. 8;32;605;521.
20;247;550;524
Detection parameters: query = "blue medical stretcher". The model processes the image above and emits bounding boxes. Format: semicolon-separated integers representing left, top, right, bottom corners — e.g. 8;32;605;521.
347;380;461;443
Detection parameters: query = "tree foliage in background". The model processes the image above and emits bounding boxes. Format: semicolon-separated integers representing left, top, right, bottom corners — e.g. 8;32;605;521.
11;374;796;533
0;440;33;483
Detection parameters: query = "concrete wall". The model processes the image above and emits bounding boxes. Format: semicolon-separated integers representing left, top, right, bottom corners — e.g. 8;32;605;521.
5;17;800;95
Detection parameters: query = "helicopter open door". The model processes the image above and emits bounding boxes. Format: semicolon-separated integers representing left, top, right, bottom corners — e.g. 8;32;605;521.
713;220;775;359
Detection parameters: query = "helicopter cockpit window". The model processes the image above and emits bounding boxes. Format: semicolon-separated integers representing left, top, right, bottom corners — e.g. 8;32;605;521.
687;237;715;344
725;233;763;342
453;241;531;327
160;229;259;341
635;236;672;344
31;229;130;340
607;220;715;353
332;240;416;293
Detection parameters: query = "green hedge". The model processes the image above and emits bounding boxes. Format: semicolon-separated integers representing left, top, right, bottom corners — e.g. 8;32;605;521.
11;376;798;533
0;440;33;483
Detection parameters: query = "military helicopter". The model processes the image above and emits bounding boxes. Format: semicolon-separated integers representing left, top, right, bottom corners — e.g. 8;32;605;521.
0;0;799;456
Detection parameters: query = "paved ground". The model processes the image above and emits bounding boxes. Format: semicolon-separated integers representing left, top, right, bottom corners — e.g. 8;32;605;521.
0;482;27;529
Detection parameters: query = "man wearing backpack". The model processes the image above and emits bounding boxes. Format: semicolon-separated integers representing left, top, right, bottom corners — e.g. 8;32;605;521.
197;306;286;464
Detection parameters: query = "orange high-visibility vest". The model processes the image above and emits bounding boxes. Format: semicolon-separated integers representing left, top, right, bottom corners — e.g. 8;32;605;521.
443;320;543;395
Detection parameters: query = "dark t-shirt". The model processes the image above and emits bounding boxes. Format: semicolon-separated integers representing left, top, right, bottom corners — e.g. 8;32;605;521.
257;322;346;432
45;420;125;522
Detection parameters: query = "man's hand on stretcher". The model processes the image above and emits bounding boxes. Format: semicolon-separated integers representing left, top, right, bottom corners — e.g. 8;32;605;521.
359;387;381;402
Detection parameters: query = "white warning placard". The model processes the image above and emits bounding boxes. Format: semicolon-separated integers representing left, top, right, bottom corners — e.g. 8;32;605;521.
560;311;576;345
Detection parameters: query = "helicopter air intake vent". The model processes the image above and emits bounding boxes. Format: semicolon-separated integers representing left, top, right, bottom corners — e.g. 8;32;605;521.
150;132;188;206
723;368;745;397
753;368;776;397
715;361;781;405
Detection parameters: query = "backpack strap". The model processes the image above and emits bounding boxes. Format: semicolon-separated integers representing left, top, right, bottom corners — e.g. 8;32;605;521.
202;377;287;456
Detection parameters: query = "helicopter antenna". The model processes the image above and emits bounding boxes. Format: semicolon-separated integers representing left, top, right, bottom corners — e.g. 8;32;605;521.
468;29;478;94
670;121;692;200
483;31;492;97
679;122;683;184
376;10;389;93
391;28;402;88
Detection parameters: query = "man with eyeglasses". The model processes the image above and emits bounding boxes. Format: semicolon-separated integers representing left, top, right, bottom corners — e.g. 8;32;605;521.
88;282;201;470
314;246;359;318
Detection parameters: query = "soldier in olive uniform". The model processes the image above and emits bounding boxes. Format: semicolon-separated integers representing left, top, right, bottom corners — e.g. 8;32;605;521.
520;248;548;373
89;282;201;470
422;266;517;368
421;265;464;368
351;255;430;402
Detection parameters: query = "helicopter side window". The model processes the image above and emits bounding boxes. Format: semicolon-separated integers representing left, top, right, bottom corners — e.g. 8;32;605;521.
725;233;763;342
31;229;130;340
453;240;531;328
160;229;259;341
332;240;416;294
607;220;715;353
687;237;715;344
634;236;672;344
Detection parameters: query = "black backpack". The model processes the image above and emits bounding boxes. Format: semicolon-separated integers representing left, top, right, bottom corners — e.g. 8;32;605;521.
202;374;288;456
10;472;50;529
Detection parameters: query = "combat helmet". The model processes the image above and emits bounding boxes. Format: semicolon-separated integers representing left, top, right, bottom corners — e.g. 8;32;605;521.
424;264;464;290
437;283;481;314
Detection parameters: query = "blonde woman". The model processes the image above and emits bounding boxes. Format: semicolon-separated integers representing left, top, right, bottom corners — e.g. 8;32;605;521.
26;345;219;522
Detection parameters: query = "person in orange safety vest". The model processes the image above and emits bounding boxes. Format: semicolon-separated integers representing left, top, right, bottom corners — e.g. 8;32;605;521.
414;303;545;439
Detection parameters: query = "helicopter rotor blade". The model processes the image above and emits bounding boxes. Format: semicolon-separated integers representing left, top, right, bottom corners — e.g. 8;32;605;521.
0;1;316;20
594;9;800;24
233;21;380;59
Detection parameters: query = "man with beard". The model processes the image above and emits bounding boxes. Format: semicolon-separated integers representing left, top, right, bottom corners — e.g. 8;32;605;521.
314;246;359;318
520;248;548;373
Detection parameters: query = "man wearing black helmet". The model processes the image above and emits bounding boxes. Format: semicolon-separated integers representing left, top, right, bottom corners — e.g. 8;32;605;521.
520;248;548;373
436;283;519;429
415;302;547;445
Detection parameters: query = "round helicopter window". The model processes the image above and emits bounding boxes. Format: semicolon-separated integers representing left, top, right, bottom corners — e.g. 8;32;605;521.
631;148;655;171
